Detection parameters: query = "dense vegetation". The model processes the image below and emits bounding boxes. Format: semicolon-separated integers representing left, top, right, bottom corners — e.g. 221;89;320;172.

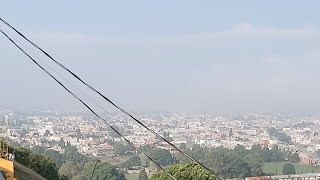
268;127;291;144
138;168;148;180
6;144;60;180
0;141;125;180
151;162;216;180
283;163;296;175
30;143;125;180
5;139;302;179
171;144;295;178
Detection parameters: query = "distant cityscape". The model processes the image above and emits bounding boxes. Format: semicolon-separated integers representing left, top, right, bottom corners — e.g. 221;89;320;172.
1;110;320;167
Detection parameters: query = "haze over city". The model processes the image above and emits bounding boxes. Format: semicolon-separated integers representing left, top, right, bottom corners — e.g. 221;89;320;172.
3;2;320;180
1;1;320;113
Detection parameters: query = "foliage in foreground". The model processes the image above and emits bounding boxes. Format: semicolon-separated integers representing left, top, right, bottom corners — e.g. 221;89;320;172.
151;162;216;180
283;163;296;175
84;160;126;180
14;147;60;180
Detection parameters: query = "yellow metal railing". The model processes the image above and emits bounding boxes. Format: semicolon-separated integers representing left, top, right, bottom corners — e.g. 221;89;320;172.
0;140;15;180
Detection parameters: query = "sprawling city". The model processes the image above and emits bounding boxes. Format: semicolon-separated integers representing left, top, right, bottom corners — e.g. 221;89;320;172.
1;110;320;179
2;1;320;180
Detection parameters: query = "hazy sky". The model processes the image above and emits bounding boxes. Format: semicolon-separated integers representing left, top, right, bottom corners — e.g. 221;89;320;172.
1;1;320;113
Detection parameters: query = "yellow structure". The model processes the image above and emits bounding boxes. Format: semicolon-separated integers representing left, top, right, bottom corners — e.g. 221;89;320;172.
0;140;15;180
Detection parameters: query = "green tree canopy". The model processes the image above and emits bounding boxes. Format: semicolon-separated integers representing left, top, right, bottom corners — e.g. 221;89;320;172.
129;155;141;166
44;129;51;137
283;163;296;175
63;146;87;166
148;148;175;166
180;143;187;149
58;161;74;179
119;155;142;169
31;145;45;155
268;127;291;144
290;152;300;163
28;154;60;180
5;144;60;180
58;161;81;179
58;138;66;148
140;144;152;153
84;161;125;180
44;149;64;167
113;143;126;156
244;153;264;176
151;162;216;180
108;125;123;138
138;168;148;180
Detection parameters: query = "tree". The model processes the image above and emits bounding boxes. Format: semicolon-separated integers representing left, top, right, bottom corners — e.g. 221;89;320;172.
113;143;126;156
180;143;187;149
163;131;174;142
268;127;291;144
124;142;136;152
44;130;51;137
31;145;45;155
108;125;122;138
120;155;142;169
290;153;300;163
233;145;246;156
138;168;148;180
58;138;66;148
259;146;285;162
151;162;216;180
66;141;71;147
28;154;60;180
141;144;152;153
191;145;208;163
44;149;64;167
58;161;74;179
4;143;60;180
75;128;82;142
63;146;87;166
84;161;125;180
20;128;28;137
15;147;32;165
244;154;264;176
175;148;192;164
283;163;296;175
119;160;132;169
59;161;82;179
251;144;261;152
129;155;141;166
148;148;175;166
204;147;250;178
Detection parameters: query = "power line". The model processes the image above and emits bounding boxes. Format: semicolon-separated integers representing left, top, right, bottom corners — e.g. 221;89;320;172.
90;160;100;180
0;27;177;180
0;17;221;180
0;24;122;133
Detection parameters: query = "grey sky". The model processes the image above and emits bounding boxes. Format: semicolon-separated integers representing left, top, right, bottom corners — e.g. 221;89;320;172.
0;1;320;113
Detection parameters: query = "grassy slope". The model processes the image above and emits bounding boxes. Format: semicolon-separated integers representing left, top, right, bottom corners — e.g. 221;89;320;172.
263;162;320;175
126;174;139;180
14;162;46;180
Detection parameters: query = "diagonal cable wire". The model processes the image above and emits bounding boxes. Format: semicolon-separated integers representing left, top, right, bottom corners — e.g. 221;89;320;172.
90;160;100;180
0;27;177;180
0;25;123;134
0;17;221;179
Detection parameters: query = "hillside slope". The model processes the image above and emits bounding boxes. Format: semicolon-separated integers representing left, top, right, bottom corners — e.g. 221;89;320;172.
14;162;46;180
